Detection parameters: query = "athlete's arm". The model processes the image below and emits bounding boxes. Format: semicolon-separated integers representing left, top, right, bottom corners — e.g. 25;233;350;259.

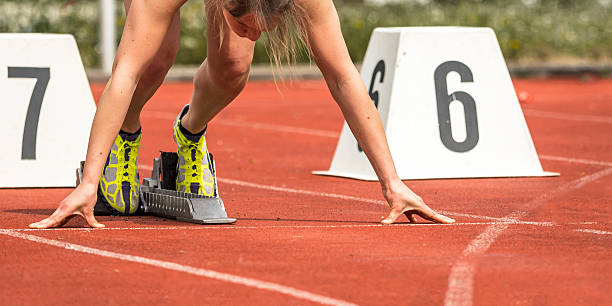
298;0;454;224
29;0;187;229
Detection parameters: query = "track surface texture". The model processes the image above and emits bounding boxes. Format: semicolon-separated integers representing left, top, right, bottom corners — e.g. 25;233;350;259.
1;78;611;305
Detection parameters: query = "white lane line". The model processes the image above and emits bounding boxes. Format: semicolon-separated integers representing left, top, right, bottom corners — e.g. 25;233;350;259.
219;177;382;205
438;212;554;226
8;222;603;233
3;222;559;233
0;229;356;306
523;109;612;124
538;155;612;167
574;229;612;235
443;166;612;306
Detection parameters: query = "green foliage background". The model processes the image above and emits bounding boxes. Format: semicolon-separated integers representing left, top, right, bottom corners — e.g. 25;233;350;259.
1;0;610;68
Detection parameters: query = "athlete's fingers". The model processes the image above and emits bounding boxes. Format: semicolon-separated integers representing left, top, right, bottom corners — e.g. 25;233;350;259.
82;209;105;228
415;207;455;224
29;214;57;228
28;220;45;228
381;209;403;225
29;215;62;229
29;204;71;229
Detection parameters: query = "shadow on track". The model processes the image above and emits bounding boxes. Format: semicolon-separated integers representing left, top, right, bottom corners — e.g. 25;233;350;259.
5;209;56;216
237;217;380;224
6;210;432;226
127;216;382;225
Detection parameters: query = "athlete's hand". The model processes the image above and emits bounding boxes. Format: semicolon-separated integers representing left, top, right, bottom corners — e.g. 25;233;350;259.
29;182;104;229
381;181;455;224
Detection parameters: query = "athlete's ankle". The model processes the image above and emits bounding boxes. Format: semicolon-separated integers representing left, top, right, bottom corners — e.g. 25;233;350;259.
120;122;142;135
180;111;207;135
119;128;142;141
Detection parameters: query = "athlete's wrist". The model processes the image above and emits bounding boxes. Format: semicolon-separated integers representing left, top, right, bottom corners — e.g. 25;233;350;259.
380;176;403;196
76;180;98;195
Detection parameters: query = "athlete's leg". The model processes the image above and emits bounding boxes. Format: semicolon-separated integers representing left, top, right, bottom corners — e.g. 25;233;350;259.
180;1;256;133
96;0;181;214
119;0;181;133
172;1;255;195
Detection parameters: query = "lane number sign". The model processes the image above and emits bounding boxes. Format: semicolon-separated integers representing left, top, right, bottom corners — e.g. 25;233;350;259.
360;59;479;153
315;27;553;180
1;34;96;187
7;67;51;160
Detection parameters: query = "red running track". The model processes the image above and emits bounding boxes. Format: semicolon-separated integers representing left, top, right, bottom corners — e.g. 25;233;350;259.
1;78;611;305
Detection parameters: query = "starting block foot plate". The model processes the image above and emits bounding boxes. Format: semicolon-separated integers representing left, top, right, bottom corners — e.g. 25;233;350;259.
78;152;236;224
140;186;236;224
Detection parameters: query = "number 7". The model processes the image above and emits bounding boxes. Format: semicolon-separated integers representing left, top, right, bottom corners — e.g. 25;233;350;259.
8;67;50;160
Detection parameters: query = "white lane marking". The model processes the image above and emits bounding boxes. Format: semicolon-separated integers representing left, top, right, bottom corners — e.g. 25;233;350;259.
0;229;356;306
5;221;603;233
443;167;612;306
574;221;598;225
142;111;339;138
219;177;382;204
438;212;554;226
523;109;612;124
574;229;612;235
538;155;612;167
3;221;560;233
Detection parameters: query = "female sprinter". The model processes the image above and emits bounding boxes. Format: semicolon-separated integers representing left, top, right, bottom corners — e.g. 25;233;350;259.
30;0;455;229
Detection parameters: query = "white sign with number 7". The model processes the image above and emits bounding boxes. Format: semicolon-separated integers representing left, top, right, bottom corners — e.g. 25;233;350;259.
315;27;557;180
0;34;95;187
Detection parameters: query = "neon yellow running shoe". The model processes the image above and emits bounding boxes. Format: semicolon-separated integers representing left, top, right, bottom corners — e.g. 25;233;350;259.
173;105;216;196
98;132;141;215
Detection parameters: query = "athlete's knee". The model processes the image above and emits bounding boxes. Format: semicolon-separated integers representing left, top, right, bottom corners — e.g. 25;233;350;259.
147;44;178;80
206;57;251;92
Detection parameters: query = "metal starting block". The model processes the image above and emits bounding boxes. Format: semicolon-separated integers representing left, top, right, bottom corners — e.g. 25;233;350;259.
76;152;236;224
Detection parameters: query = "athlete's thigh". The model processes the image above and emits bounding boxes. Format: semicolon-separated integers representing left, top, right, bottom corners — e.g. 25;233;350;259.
204;0;255;66
124;0;180;50
114;0;184;76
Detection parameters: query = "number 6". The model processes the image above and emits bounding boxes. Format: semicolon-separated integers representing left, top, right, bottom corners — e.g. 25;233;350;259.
434;61;479;153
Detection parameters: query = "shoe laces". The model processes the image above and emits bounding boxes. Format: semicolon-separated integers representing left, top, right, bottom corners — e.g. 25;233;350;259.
120;139;139;179
185;142;204;179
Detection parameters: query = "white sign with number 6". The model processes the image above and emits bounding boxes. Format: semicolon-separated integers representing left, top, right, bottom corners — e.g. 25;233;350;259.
0;34;95;187
315;27;557;180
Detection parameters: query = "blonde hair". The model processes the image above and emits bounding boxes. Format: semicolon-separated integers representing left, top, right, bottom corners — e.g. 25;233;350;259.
214;0;311;76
